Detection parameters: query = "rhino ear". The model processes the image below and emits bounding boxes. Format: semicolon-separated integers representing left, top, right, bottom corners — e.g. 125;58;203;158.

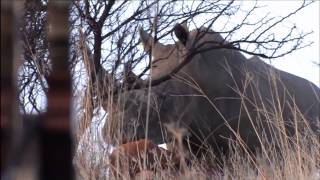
174;22;189;46
139;27;154;53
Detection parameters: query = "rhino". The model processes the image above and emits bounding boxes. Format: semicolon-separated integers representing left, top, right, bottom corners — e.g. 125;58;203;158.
103;23;320;158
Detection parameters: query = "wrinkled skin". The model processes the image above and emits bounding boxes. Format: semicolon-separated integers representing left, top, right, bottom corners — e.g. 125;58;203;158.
105;23;320;157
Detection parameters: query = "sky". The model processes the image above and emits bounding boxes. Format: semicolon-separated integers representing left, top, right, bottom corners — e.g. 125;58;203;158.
258;1;319;87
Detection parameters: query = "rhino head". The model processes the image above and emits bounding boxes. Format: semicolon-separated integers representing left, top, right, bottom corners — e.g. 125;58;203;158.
104;23;205;146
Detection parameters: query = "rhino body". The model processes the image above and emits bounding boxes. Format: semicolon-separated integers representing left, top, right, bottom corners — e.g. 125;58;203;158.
105;23;320;157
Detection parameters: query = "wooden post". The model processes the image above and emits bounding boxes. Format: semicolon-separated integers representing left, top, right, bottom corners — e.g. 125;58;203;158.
41;1;73;179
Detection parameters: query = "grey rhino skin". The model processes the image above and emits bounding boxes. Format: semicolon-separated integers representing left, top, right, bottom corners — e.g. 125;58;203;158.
106;23;320;157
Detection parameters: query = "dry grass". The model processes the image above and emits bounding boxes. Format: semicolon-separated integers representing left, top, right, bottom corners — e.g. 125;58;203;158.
75;135;319;180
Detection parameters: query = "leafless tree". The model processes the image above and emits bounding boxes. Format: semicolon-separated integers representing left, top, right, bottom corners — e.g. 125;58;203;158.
14;0;313;140
12;0;316;178
69;0;313;142
7;0;316;178
18;0;48;114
